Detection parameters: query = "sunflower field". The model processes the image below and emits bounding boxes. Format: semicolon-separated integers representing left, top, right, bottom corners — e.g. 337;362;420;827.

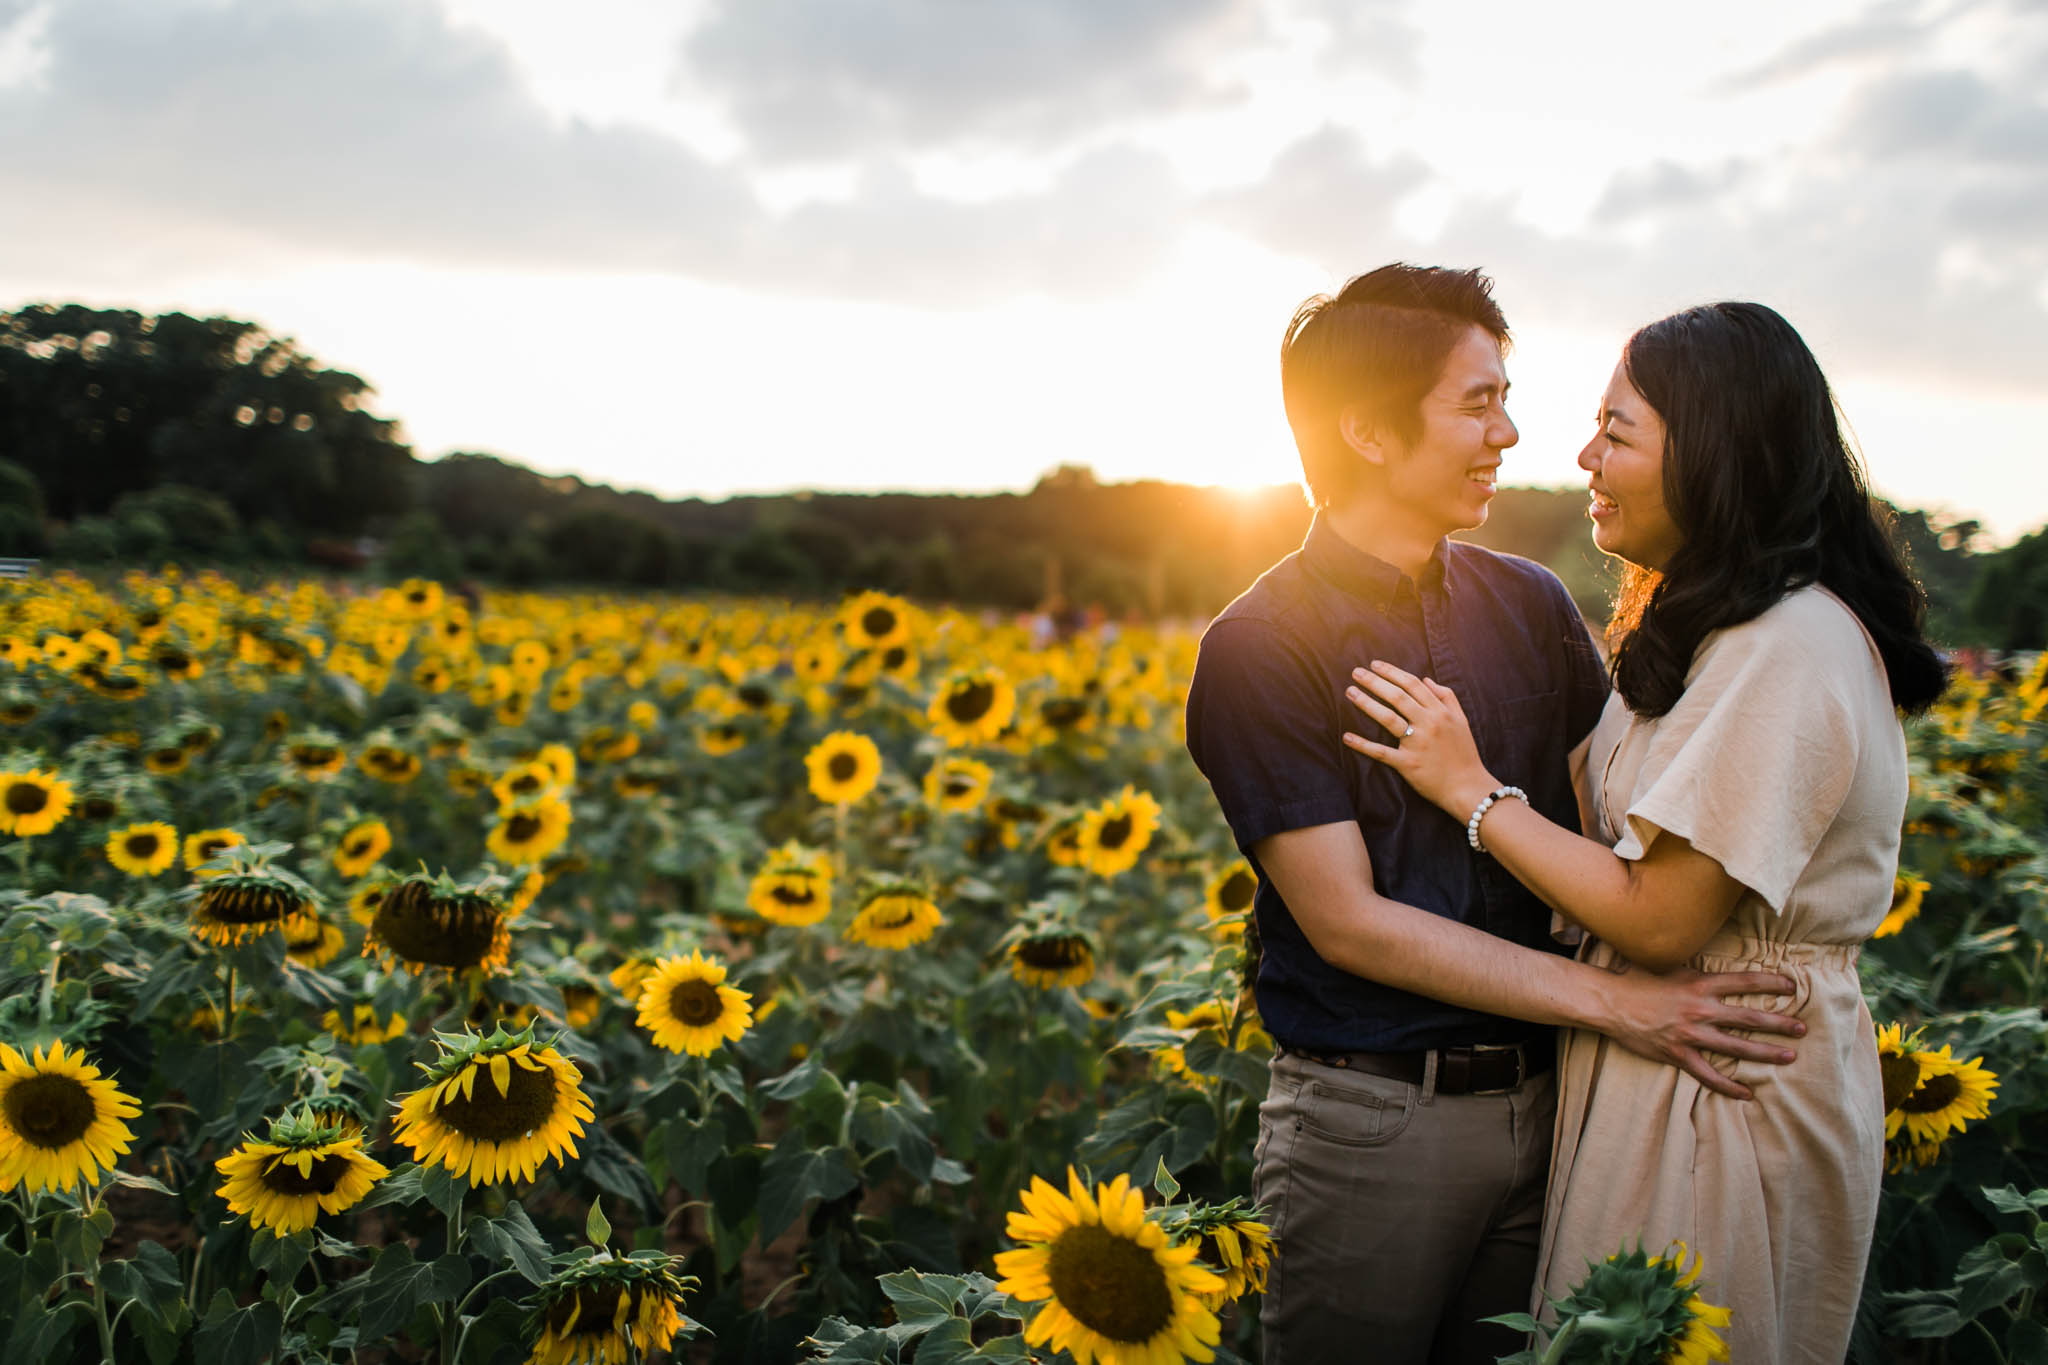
0;568;2042;1365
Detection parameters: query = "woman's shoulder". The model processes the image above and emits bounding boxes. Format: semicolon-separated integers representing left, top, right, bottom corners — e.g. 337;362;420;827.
1691;584;1877;680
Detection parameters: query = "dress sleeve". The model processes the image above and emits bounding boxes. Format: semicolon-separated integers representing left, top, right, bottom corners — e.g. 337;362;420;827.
1185;616;1357;853
1607;605;1864;913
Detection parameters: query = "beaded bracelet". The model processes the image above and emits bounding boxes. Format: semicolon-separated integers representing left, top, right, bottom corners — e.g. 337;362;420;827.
1466;785;1528;853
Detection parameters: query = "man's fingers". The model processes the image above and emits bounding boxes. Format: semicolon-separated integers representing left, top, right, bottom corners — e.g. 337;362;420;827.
1692;1027;1797;1065
1712;1006;1805;1040
1676;1048;1755;1101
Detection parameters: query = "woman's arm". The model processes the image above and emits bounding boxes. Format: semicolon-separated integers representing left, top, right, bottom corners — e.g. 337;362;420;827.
1344;660;1747;972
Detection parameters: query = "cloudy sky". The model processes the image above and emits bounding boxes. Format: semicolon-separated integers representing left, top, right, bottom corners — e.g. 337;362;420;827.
2;0;2043;539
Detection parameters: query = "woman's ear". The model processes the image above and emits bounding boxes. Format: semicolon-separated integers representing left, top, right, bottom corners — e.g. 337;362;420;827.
1338;405;1391;467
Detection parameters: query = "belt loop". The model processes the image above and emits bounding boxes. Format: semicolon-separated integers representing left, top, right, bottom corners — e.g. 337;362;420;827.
1420;1048;1438;1106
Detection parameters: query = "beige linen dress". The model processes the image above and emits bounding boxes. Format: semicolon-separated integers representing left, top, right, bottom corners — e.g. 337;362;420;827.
1534;585;1904;1363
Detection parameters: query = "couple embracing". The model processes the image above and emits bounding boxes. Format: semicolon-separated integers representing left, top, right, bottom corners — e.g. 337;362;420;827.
1185;264;1948;1364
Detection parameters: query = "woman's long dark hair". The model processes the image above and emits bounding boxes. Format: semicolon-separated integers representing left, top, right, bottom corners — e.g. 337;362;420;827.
1608;302;1949;717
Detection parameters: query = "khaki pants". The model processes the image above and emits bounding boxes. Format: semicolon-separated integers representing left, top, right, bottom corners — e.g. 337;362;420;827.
1254;1049;1555;1365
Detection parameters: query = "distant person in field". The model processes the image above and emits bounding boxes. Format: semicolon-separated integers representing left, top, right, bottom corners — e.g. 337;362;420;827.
1342;300;1948;1362
1184;264;1808;1365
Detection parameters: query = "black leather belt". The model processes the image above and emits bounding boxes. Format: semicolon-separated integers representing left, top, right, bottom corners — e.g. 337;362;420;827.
1282;1041;1554;1095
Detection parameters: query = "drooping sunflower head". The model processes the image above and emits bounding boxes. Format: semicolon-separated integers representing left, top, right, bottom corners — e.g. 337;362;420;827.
332;818;393;879
745;842;834;927
993;1168;1224;1365
804;730;883;805
1193;1214;1275;1307
282;731;348;782
188;868;319;947
106;820;179;877
365;871;513;980
527;1254;700;1365
486;797;573;867
846;885;946;951
923;756;994;815
391;1023;594;1186
0;1040;142;1194
1076;786;1163;879
357;743;422;785
1009;932;1097;990
142;744;190;776
926;668;1018;748
0;767;74;837
635;950;754;1056
214;1108;390;1235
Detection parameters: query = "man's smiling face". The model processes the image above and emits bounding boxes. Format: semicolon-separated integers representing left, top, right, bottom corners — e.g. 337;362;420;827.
1371;324;1519;540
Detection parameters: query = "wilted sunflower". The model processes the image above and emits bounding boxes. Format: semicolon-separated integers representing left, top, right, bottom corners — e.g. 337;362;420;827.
1194;1214;1274;1308
281;731;348;782
527;1254;700;1365
635;950;754;1056
994;1168;1223;1365
357;743;422;784
927;668;1018;747
487;798;573;867
183;826;245;874
805;731;882;805
332;819;392;879
365;872;513;980
1076;787;1162;878
106;821;178;877
391;1024;594;1185
0;693;39;726
1010;932;1096;990
284;914;348;970
0;1041;142;1194
322;1002;409;1045
215;1110;389;1235
1874;873;1929;939
846;887;945;951
923;757;993;814
840;590;913;650
189;868;319;947
745;843;833;927
0;767;73;837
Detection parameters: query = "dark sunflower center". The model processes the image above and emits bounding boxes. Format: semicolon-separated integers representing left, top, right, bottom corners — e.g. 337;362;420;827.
545;1284;625;1336
668;979;723;1027
4;1073;96;1149
1045;1223;1176;1345
1043;698;1088;728
6;781;49;815
1220;871;1255;912
433;1059;558;1141
293;746;339;766
1898;1072;1964;1114
196;838;232;860
945;682;995;724
199;883;305;926
1019;936;1088;968
1096;815;1134;850
371;897;503;968
125;833;160;858
737;685;771;709
3;702;36;721
943;775;977;797
511;773;543;794
827;753;859;782
1880;1053;1923;1113
868;902;920;930
81;797;117;821
149;749;185;768
345;835;373;857
261;1152;354;1196
882;646;908;670
506;815;542;841
770;883;818;908
861;607;897;637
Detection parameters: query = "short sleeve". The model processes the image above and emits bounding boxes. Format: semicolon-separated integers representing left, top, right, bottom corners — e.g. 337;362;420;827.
1185;616;1357;853
1607;604;1864;912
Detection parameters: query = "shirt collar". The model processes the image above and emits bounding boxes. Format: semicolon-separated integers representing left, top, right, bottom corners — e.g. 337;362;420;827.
1302;515;1454;607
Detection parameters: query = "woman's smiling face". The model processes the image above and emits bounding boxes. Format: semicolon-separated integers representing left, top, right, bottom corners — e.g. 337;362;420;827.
1579;359;1682;571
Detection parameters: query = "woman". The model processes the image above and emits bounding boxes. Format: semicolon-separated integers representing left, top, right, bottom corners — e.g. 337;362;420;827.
1339;301;1948;1362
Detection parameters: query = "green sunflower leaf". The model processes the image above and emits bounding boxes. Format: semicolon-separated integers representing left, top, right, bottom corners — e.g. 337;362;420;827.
586;1197;612;1249
194;1288;283;1365
878;1269;970;1331
467;1201;553;1285
757;1132;859;1244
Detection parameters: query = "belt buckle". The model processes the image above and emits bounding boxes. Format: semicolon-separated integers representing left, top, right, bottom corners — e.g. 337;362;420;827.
1466;1042;1525;1095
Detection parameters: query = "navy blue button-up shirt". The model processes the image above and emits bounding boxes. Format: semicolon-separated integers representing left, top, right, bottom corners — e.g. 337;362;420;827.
1185;516;1611;1053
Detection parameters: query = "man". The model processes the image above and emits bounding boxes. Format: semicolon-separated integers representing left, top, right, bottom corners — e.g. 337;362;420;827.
1184;265;1803;1364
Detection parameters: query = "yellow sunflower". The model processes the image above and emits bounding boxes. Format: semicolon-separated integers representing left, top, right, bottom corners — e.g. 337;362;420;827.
183;827;245;873
322;1002;409;1045
529;1257;699;1365
1010;933;1096;990
1890;1043;1999;1145
923;756;993;814
1874;873;1929;939
106;821;178;876
0;1041;142;1193
745;843;833;927
1076;787;1162;878
1159;1002;1228;1081
635;951;754;1056
1194;1215;1275;1307
284;915;348;970
1645;1242;1733;1365
391;1026;594;1185
486;797;573;866
994;1168;1223;1365
347;878;391;927
493;760;563;809
927;668;1017;748
805;731;882;805
609;957;657;1000
365;874;513;980
846;888;945;950
840;591;913;650
357;744;422;784
332;819;392;879
215;1117;389;1235
283;735;347;782
1045;818;1086;868
1203;861;1257;932
698;722;748;756
0;767;73;837
142;745;189;776
189;870;319;947
559;985;601;1031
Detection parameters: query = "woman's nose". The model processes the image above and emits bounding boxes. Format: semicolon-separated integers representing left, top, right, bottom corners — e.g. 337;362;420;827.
1577;439;1601;472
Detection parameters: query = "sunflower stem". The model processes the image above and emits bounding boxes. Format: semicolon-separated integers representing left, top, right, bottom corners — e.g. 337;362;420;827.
89;1258;115;1363
1532;1315;1585;1365
37;941;60;1025
222;962;237;1040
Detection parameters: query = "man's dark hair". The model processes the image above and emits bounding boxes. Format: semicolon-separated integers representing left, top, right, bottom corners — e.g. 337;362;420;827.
1608;301;1949;717
1279;264;1510;510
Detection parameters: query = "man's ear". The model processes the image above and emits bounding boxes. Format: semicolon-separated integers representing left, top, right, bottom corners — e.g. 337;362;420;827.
1338;405;1392;467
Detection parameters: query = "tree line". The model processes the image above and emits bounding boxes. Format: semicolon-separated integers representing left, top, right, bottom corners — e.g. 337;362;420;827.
1;302;2039;645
